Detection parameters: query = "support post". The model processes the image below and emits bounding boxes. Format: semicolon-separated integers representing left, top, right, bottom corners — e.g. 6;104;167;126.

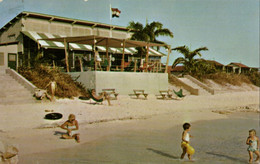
106;39;110;71
134;59;137;72
145;45;149;72
79;58;83;72
121;40;125;72
164;45;171;73
64;38;70;72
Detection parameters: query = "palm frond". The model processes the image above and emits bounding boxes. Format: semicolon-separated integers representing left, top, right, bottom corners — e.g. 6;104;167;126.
154;29;173;38
189;47;208;59
172;57;186;68
172;46;190;57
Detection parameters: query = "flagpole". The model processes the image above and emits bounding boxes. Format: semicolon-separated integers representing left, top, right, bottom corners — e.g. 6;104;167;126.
109;1;112;37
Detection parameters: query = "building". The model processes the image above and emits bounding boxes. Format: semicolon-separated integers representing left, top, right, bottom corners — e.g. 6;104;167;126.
0;11;165;72
226;62;251;74
0;11;169;94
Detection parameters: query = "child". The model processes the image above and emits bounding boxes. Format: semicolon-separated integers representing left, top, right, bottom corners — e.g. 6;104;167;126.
60;114;80;143
180;122;194;161
246;129;260;163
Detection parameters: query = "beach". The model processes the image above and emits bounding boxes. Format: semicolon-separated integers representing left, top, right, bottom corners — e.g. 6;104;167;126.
0;89;259;163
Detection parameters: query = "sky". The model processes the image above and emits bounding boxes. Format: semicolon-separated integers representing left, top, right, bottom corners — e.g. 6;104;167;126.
0;0;259;67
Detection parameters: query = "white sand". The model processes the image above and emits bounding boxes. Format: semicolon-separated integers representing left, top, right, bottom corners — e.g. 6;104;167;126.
0;84;259;159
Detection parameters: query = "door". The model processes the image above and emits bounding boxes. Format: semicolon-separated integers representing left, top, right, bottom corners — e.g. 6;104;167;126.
0;53;4;66
8;53;17;70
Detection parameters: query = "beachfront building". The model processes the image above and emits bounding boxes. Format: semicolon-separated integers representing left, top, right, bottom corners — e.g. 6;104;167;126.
0;11;165;72
0;11;169;94
225;62;251;74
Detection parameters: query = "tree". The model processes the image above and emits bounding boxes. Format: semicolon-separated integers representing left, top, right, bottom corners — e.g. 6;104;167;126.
127;21;173;52
171;45;209;74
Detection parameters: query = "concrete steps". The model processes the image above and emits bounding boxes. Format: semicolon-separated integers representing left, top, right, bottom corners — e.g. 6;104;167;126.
0;68;37;105
178;77;210;95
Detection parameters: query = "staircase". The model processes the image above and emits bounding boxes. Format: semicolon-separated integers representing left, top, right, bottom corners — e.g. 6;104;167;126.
0;67;36;105
178;77;211;95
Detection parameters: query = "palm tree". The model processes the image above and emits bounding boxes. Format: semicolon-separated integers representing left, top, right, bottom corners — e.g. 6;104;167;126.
127;21;173;50
171;45;208;74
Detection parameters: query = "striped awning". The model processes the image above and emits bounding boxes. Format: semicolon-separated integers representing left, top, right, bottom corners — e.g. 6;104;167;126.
21;31;165;56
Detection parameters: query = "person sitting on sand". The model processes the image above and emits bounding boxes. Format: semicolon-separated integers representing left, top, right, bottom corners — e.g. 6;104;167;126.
34;89;51;100
60;114;80;143
91;89;111;106
246;129;260;163
180;122;194;161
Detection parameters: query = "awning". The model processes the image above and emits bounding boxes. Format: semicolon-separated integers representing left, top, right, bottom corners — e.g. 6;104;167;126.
21;31;165;56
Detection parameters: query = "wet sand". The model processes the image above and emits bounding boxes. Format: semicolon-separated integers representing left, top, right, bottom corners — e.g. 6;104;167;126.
20;112;259;164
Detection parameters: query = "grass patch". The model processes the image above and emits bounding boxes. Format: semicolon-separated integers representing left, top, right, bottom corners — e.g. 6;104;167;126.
198;72;253;86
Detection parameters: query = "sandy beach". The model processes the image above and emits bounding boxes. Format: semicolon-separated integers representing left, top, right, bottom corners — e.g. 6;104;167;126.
0;86;259;163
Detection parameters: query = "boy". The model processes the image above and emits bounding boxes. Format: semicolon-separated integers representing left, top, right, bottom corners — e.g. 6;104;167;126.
181;122;194;160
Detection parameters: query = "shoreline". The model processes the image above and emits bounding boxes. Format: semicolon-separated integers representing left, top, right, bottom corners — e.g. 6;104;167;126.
0;90;259;159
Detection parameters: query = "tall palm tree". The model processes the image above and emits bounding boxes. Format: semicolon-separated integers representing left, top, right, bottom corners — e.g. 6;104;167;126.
172;45;208;74
127;21;173;50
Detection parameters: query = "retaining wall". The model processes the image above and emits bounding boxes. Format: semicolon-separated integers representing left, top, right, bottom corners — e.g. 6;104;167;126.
69;71;168;95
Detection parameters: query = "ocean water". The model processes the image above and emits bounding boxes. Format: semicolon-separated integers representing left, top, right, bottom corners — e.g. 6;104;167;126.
20;112;259;164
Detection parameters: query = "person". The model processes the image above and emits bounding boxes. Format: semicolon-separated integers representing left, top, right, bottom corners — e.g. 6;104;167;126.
246;129;260;163
45;80;57;101
95;47;102;70
34;89;51;100
60;114;80;143
91;89;111;106
180;122;194;161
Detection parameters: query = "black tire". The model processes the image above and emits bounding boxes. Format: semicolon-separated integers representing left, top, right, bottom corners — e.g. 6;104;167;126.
44;113;63;120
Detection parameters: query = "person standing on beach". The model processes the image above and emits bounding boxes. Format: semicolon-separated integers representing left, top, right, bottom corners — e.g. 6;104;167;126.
45;80;56;101
246;129;260;163
60;114;80;143
180;122;194;161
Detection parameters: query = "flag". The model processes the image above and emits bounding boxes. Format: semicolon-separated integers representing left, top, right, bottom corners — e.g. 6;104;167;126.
111;8;121;18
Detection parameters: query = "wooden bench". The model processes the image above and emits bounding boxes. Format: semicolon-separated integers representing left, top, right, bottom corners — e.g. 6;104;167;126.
101;88;119;100
156;90;173;99
129;89;148;99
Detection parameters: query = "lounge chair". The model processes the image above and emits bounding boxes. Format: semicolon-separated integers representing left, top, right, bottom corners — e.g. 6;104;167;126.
173;89;185;98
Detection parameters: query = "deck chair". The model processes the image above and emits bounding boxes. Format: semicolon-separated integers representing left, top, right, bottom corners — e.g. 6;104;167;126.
87;89;103;103
173;89;185;98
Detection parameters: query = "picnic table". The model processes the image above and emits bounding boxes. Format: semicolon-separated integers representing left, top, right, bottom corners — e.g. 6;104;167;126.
156;90;173;99
129;89;148;99
101;88;119;100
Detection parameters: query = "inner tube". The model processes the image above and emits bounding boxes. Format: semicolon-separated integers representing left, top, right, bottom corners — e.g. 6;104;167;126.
44;113;63;120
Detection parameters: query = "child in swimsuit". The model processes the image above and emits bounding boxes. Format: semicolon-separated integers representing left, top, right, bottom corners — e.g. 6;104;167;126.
180;122;193;161
60;114;80;143
246;129;259;163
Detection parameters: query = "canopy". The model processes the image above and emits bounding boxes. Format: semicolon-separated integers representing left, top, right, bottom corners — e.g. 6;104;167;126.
39;35;166;48
21;31;165;56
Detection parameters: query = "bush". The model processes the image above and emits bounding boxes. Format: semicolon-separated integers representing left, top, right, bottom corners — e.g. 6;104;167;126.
18;65;89;98
199;72;252;86
246;70;260;87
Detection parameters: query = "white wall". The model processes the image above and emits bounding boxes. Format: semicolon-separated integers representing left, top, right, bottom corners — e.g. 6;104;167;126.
69;71;168;95
0;44;18;68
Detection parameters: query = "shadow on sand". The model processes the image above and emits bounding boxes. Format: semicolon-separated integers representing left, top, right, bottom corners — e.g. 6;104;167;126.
206;152;247;163
147;148;179;160
54;131;67;136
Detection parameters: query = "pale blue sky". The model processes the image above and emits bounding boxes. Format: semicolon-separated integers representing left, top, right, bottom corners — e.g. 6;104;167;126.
0;0;259;67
